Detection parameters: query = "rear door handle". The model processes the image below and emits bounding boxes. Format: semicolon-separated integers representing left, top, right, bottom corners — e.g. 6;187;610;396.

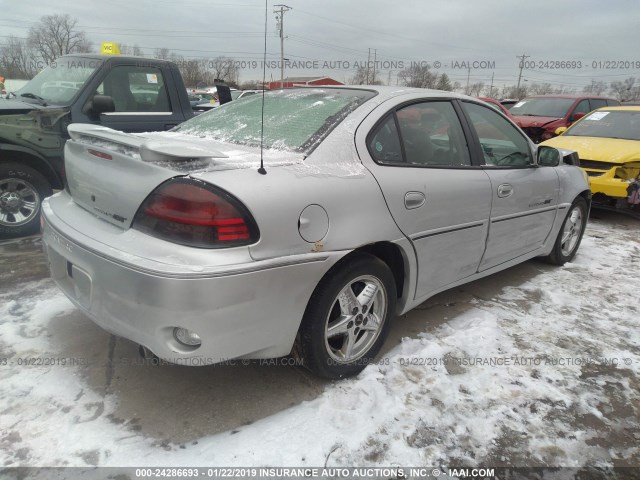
405;191;426;209
497;183;513;198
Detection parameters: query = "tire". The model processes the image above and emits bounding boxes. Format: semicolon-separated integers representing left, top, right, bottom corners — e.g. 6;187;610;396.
0;163;52;239
296;253;397;379
544;196;588;266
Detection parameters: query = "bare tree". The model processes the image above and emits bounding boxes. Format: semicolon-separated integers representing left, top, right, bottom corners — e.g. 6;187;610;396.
209;56;239;84
0;36;38;78
610;77;636;101
467;82;484;96
397;64;437;88
27;14;92;65
179;58;214;88
349;66;368;85
528;83;554;95
154;48;171;60
132;44;143;57
483;83;499;98
583;80;608;95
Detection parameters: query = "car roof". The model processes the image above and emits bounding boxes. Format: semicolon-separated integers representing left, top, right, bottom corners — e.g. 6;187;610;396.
592;106;640;112
281;85;476;103
523;94;615;100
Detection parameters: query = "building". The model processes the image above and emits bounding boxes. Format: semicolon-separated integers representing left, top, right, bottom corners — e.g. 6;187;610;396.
267;76;344;90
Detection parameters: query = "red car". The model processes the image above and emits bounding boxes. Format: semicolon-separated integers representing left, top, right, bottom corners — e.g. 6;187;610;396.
510;95;620;143
477;97;517;120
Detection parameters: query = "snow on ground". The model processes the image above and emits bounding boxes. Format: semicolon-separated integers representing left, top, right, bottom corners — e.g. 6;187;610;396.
0;218;639;468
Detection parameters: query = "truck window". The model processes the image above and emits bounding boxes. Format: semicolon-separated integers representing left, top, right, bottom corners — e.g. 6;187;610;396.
98;66;171;113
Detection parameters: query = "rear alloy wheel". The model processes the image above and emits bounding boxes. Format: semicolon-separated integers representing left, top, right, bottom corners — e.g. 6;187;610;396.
0;163;52;239
297;253;396;379
544;196;588;265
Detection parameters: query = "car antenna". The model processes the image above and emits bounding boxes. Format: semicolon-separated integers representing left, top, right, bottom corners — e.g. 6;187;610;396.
257;0;268;175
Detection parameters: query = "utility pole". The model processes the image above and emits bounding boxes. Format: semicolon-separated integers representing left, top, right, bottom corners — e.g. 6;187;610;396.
366;48;371;84
466;67;471;94
516;53;529;98
372;49;377;85
274;4;292;88
489;72;494;98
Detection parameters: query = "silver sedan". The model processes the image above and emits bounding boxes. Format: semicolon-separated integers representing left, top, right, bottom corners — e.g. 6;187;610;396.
42;87;590;379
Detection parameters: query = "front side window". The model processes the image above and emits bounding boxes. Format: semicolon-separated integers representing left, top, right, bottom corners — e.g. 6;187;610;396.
463;101;533;167
98;66;171;113
573;99;590;118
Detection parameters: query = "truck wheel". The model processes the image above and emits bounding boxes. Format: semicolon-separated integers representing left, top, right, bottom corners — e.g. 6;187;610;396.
0;163;52;238
296;253;396;379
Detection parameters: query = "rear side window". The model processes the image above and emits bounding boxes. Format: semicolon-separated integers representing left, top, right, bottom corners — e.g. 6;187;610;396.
590;99;607;110
369;116;403;163
607;99;621;106
368;101;471;167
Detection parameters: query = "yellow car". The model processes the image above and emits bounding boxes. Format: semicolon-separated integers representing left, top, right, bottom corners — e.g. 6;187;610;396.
542;106;640;204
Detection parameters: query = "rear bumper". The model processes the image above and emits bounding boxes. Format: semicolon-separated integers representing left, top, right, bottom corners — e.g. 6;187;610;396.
42;199;343;363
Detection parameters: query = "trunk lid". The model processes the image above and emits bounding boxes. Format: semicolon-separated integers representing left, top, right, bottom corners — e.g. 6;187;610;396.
64;124;301;229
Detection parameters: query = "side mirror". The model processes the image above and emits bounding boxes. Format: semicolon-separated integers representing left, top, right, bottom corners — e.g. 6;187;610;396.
538;146;580;167
555;126;568;136
83;95;115;115
537;146;561;167
556;148;580;166
92;95;116;114
571;112;586;122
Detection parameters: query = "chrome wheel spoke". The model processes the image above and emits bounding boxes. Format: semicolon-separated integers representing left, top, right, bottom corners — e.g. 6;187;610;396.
21;200;37;212
11;211;27;223
342;330;356;358
357;282;379;313
327;314;352;338
337;286;359;316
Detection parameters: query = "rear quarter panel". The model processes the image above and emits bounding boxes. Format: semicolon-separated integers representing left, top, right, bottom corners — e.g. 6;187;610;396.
192;121;407;263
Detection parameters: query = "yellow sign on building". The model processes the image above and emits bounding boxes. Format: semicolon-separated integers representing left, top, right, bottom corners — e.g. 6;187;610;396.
101;42;121;55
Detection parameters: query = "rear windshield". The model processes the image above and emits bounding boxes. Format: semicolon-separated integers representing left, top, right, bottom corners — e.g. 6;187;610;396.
174;88;376;152
565;110;640;141
509;97;575;118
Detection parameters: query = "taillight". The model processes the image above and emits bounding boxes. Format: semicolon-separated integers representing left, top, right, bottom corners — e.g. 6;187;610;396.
132;178;259;248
